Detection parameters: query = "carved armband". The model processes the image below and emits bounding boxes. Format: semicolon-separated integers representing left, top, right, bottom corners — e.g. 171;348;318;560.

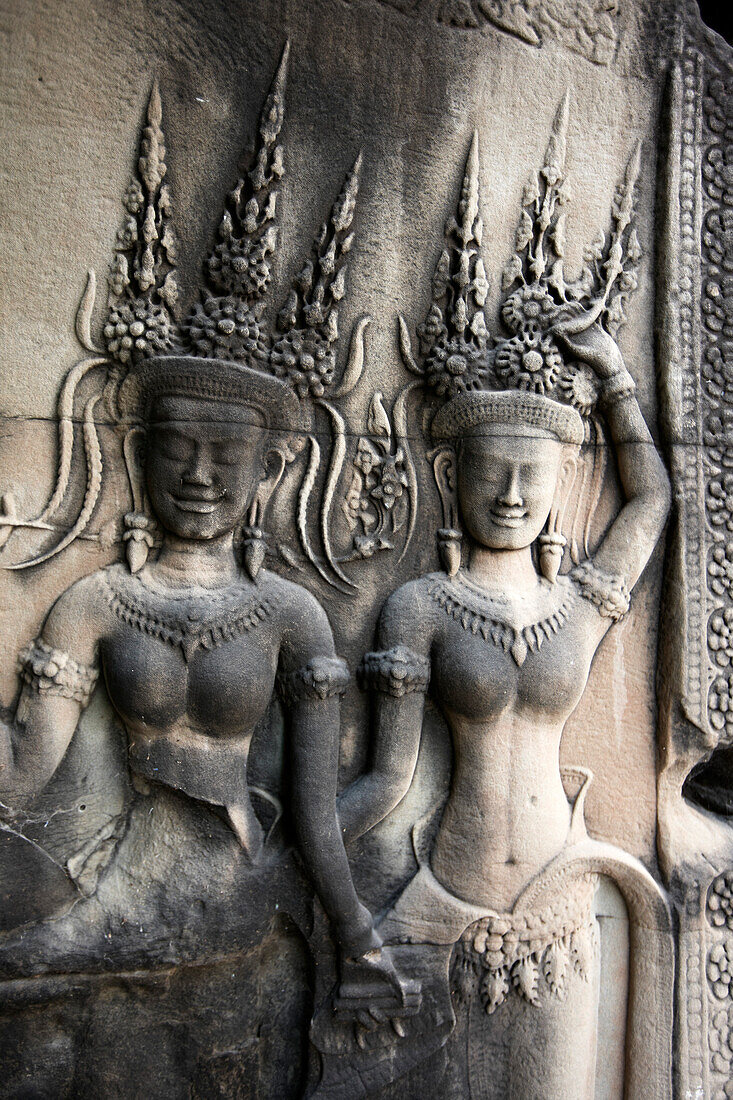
570;561;631;622
17;638;99;707
599;369;636;407
277;656;350;707
358;645;430;698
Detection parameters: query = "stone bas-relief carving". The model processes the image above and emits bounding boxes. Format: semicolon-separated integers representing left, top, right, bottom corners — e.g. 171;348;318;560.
1;0;733;1096
315;103;672;1100
0;43;418;1086
377;0;620;65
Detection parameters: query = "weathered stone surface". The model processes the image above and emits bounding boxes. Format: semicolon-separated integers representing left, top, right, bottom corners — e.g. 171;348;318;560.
0;0;731;1096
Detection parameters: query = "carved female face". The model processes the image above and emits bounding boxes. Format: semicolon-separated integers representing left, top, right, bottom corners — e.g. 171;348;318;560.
145;395;269;540
456;424;573;551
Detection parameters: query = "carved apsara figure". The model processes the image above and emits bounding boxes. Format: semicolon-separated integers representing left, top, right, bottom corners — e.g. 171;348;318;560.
331;105;673;1098
0;49;411;1017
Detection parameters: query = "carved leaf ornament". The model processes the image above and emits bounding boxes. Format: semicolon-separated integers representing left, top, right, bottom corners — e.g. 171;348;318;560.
0;46;414;588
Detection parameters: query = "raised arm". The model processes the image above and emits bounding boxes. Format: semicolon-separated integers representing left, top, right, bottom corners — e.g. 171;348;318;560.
0;575;102;804
557;321;671;590
337;580;432;845
279;588;377;957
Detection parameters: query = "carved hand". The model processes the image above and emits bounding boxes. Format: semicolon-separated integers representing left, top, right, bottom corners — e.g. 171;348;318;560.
554;316;625;379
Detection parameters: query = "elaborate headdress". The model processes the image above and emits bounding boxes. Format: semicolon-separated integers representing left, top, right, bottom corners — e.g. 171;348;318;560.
0;45;369;579
399;94;642;576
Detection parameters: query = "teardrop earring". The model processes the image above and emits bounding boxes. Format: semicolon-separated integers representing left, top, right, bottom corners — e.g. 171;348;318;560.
438;527;462;578
538;529;566;584
123;511;156;574
241;497;267;581
242;525;267;580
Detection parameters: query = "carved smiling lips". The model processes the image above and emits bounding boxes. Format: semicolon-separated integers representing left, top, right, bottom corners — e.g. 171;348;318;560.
489;507;527;529
170;491;225;514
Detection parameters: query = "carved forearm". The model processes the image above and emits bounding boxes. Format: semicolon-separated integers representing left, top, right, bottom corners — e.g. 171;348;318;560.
0;690;84;804
288;688;376;954
591;380;671;587
338;647;429;844
0;639;94;803
602;377;670;505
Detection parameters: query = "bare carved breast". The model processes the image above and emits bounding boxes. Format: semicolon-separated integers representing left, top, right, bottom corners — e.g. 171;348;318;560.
427;572;594;725
98;565;281;738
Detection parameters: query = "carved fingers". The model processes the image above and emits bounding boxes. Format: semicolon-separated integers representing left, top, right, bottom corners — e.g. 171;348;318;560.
553;317;624;379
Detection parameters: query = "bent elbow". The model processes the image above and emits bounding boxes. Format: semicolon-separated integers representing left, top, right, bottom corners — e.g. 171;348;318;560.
650;468;672;533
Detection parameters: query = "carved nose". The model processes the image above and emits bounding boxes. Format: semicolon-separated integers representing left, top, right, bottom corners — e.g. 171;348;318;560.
182;446;214;486
498;472;523;508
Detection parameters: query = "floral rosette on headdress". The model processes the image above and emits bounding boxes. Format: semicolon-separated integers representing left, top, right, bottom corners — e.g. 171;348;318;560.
494;92;642;423
0;44;384;591
397;93;644;572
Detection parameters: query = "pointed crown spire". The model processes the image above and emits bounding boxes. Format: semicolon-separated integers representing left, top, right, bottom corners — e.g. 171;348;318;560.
270;152;362;397
417;131;491;399
102;43;362;415
186;41;289;363
495;90;643;410
104;79;180;366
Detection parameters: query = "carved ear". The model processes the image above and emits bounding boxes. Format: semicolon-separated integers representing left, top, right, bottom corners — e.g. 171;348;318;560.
122;428;147;513
540;448;579;582
248;444;290;527
432;445;459;530
557;451;578;504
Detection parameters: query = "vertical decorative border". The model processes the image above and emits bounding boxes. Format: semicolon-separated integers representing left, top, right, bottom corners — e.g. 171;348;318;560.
659;11;733;1096
699;66;733;745
674;45;708;733
705;873;733;1095
698;51;733;1100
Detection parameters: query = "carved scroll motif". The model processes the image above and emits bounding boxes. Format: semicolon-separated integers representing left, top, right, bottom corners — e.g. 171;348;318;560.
374;0;620;67
701;74;733;746
0;51;413;593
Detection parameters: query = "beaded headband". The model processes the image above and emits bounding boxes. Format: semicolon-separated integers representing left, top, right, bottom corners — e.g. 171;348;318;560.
431;389;584;446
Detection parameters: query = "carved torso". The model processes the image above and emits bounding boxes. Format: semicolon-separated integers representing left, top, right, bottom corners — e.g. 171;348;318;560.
62;563;330;810
400;569;611;909
100;564;281;739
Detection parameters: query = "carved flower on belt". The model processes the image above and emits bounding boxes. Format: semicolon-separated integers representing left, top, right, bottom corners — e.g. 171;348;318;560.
709;609;733;667
709;674;733;743
709;544;733;599
371;451;408;511
708;872;733;930
708;940;733;999
708;475;733;532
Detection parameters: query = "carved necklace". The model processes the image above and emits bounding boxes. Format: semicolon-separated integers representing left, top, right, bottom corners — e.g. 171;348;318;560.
102;564;276;662
427;571;577;667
